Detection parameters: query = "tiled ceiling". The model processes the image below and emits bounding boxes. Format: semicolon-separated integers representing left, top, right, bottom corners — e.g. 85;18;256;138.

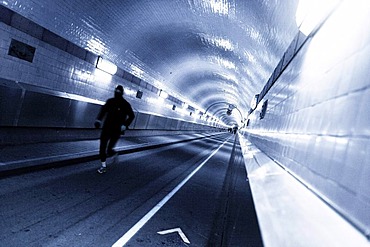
2;0;299;126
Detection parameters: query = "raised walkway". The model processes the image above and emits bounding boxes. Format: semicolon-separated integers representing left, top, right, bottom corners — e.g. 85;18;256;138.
238;134;370;247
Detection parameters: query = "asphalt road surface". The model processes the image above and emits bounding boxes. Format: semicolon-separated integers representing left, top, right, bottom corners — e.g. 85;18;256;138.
0;133;263;247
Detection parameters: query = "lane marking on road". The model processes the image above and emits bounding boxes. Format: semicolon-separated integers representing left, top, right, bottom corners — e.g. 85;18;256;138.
112;138;229;247
157;228;190;244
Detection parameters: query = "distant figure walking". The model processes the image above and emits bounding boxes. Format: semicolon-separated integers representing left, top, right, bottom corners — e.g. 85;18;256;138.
94;85;135;174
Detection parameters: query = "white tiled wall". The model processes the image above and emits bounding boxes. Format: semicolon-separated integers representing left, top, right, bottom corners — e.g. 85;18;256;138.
0;19;211;126
244;1;370;235
0;22;109;100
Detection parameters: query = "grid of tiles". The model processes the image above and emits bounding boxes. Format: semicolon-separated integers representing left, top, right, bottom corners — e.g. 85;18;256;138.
0;19;209;128
244;1;370;236
0;4;188;109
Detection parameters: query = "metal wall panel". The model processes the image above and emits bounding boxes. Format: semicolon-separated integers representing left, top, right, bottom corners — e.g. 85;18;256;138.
146;115;161;129
0;82;23;126
17;91;70;127
132;112;149;129
170;118;179;130
66;100;100;128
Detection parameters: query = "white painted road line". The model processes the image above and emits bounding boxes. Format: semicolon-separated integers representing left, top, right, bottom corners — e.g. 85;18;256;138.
157;228;190;244
112;139;229;247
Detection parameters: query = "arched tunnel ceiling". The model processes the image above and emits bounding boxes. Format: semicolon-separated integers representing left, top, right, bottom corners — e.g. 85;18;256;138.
3;0;300;126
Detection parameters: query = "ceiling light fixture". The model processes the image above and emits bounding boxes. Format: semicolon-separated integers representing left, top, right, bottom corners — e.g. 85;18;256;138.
96;56;117;75
159;90;169;99
296;0;340;36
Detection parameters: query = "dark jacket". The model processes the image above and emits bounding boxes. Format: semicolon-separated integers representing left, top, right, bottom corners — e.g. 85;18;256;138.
96;96;135;132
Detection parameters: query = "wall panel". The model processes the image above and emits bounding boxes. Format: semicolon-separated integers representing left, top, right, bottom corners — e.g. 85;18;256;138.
66;100;100;128
18;91;70;127
243;2;370;235
0;80;23;126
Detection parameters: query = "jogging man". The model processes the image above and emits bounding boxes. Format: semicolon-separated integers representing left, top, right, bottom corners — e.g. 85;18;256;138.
94;85;135;173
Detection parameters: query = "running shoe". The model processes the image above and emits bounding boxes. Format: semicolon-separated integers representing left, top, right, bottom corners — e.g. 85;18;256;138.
97;166;107;174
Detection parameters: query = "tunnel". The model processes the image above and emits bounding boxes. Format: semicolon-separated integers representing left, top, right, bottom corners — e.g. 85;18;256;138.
0;0;369;246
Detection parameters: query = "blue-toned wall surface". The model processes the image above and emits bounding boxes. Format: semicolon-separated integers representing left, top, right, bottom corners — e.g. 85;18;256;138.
0;7;220;133
243;1;370;236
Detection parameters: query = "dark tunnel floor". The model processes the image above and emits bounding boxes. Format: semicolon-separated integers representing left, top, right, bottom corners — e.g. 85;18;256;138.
0;133;263;246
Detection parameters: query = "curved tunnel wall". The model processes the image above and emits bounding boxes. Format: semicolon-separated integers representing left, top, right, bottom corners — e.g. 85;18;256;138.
242;2;370;237
2;0;369;238
0;7;222;145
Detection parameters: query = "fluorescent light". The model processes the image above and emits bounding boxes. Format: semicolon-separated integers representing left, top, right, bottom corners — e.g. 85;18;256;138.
296;0;340;36
159;90;168;99
250;94;259;110
94;69;113;83
96;56;117;75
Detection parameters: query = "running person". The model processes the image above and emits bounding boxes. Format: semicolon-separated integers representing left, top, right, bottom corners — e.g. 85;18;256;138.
94;85;135;173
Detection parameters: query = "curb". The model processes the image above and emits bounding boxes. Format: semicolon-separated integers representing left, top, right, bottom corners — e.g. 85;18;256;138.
0;134;215;178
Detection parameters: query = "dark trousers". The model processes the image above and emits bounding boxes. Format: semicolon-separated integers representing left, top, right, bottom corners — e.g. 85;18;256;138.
99;129;120;162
